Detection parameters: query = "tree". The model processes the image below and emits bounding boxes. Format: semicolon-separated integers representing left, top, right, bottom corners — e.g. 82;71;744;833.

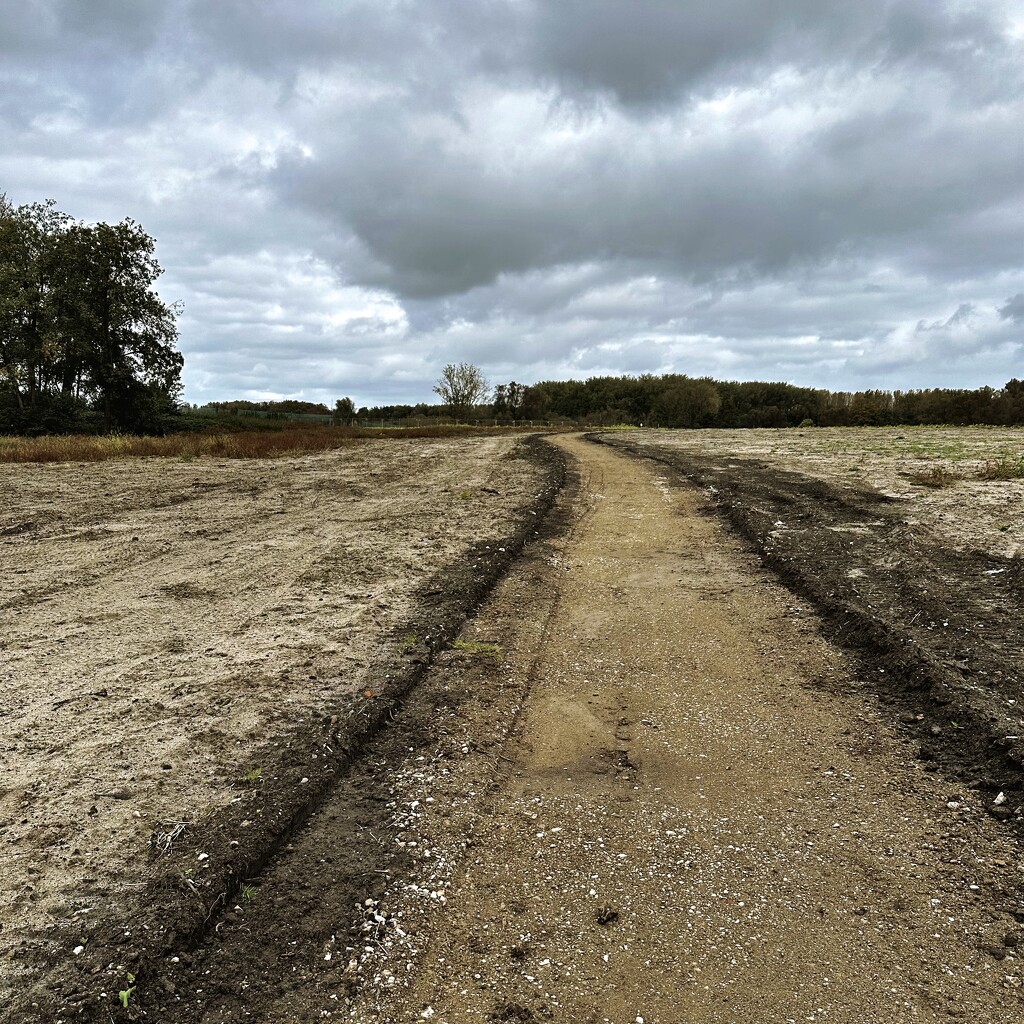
333;396;356;425
493;380;526;420
0;199;182;433
433;362;490;422
651;378;721;427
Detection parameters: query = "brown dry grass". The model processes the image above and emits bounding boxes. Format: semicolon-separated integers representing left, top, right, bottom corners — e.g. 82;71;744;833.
0;425;544;464
906;465;960;488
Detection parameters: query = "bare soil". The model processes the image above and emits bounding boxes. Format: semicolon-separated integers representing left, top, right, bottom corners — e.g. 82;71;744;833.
620;426;1024;557
598;430;1024;811
332;434;1023;1024
5;430;1023;1023
0;435;559;1015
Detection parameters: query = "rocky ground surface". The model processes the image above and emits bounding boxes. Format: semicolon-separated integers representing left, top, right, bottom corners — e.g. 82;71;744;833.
5;431;1023;1023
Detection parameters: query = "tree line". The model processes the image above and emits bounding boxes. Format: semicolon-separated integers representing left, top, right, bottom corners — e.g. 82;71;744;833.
2;196;1021;437
0;196;182;433
363;370;1024;428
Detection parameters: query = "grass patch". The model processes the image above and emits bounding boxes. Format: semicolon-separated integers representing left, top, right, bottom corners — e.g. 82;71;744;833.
400;632;422;653
451;639;503;660
978;455;1024;480
0;424;540;464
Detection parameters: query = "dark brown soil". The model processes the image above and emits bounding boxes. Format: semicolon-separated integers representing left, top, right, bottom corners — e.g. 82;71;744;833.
596;433;1024;824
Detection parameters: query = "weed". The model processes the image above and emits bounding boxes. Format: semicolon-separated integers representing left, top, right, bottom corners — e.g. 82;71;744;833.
451;639;503;659
400;632;421;652
978;455;1024;480
907;466;959;488
150;820;188;856
458;489;471;500
240;883;258;903
239;766;264;787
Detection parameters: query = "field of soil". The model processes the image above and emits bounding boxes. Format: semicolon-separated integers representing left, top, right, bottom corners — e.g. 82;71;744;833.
620;426;1024;557
0;435;560;1016
3;427;1023;1023
599;427;1024;820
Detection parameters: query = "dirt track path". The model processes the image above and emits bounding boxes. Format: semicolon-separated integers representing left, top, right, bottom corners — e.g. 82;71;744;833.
361;435;1023;1022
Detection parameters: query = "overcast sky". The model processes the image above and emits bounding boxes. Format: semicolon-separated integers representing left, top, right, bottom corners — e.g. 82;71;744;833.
2;1;1023;406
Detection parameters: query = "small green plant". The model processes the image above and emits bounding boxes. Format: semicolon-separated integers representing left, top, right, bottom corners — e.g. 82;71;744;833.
907;466;959;488
240;766;264;787
400;631;421;652
458;489;471;500
978;455;1024;480
119;973;136;1008
451;639;502;659
241;882;258;903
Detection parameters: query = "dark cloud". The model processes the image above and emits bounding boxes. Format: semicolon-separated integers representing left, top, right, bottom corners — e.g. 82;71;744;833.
999;294;1024;322
1;0;1022;402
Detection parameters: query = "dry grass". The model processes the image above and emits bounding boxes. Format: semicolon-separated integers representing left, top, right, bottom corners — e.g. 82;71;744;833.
0;425;540;464
978;454;1024;480
906;465;960;488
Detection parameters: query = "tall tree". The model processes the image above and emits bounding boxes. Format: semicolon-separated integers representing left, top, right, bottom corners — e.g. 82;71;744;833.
493;380;526;420
0;200;182;433
333;396;356;425
433;362;490;422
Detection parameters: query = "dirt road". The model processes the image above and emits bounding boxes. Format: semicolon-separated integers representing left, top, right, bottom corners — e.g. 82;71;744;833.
349;435;1022;1023
12;434;1023;1021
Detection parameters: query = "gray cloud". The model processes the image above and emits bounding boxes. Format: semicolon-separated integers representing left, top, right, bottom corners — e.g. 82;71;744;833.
1;0;1022;404
1000;294;1024;322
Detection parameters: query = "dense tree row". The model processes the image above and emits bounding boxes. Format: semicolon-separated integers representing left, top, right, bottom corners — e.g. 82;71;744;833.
187;399;332;417
3;194;1020;437
515;374;1024;428
0;197;182;433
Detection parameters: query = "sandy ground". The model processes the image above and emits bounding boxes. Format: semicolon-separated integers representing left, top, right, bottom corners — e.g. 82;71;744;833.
340;436;1023;1023
622;426;1024;558
0;436;548;1005
5;431;1023;1023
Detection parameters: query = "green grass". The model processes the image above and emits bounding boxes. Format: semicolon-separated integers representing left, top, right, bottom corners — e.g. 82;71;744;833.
451;639;503;659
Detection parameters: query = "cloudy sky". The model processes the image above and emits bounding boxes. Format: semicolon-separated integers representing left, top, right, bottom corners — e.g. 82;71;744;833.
2;1;1023;406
